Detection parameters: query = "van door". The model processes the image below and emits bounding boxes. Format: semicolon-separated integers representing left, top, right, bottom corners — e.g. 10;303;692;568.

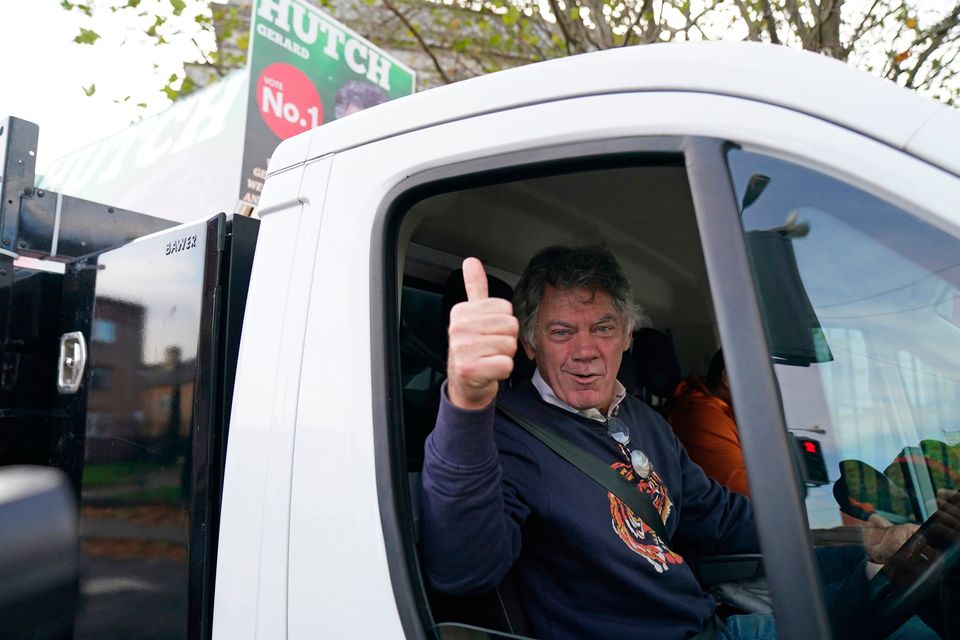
284;86;960;639
288;91;879;639
55;213;258;640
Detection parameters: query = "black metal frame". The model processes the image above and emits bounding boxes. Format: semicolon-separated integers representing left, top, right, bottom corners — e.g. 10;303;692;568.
1;116;261;640
189;213;228;640
370;135;828;640
0;117;177;485
684;138;831;638
0;117;175;263
203;213;260;640
52;257;97;497
0;117;39;254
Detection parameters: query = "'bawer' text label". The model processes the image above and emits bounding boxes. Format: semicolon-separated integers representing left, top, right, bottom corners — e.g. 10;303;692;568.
165;235;198;255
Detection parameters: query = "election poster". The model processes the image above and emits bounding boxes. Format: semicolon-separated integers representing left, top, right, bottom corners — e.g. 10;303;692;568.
240;0;417;205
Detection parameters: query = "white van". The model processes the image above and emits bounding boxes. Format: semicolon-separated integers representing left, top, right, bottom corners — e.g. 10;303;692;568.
1;41;958;640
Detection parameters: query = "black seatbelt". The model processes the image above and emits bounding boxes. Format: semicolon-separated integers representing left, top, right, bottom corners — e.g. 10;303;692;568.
496;405;670;543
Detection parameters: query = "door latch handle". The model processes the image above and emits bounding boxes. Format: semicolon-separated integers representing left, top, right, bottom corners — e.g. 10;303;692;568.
57;332;87;394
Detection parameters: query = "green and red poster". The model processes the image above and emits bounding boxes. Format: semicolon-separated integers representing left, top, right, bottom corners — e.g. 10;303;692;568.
240;0;416;205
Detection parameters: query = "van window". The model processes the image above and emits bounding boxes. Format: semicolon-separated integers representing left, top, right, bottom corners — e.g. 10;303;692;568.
388;150;783;638
731;148;960;636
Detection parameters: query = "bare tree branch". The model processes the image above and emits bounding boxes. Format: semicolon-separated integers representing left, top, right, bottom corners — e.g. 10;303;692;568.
640;0;665;43
784;0;811;45
682;6;711;41
544;0;576;53
583;0;614;48
567;0;601;51
731;0;764;41
621;0;653;47
382;0;453;83
904;2;960;87
759;0;782;44
846;0;894;52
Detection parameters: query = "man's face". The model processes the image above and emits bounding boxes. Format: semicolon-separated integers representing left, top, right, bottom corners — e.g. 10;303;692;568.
523;286;631;413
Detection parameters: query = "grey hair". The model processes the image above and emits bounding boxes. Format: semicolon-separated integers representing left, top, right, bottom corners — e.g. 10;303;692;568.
513;244;646;349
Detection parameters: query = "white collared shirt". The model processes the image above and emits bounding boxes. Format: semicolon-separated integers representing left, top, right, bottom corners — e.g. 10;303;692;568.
530;369;626;423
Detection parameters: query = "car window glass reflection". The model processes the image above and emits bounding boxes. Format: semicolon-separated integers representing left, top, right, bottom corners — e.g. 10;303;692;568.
730;148;960;637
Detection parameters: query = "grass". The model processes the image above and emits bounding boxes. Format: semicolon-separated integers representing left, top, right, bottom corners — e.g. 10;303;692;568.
82;461;171;487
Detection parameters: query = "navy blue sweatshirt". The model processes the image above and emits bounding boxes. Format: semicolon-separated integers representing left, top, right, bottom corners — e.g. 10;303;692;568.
420;381;758;640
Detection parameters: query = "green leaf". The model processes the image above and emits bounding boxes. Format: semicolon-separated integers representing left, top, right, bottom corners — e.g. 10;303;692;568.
74;28;101;45
170;0;186;16
136;102;148;109
126;0;142;7
504;6;520;25
76;3;92;16
82;83;96;97
168;73;179;83
60;0;75;10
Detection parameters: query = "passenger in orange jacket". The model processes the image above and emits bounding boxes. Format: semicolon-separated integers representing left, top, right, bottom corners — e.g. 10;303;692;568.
667;350;750;496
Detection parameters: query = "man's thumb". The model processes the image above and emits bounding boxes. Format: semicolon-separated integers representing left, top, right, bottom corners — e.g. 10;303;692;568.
462;257;489;302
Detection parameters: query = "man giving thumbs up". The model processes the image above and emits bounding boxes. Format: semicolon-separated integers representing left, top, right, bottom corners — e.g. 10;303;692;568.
420;245;764;640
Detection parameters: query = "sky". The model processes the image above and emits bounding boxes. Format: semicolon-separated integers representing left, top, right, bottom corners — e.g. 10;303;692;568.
2;0;956;175
0;1;212;174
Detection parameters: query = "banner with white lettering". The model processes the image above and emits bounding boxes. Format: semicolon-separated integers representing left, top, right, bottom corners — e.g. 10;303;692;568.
240;0;416;205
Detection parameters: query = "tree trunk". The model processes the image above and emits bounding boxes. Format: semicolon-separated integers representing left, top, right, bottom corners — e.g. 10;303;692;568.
813;0;847;60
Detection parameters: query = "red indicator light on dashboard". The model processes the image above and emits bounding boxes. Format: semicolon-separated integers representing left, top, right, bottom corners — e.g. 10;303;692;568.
804;442;818;454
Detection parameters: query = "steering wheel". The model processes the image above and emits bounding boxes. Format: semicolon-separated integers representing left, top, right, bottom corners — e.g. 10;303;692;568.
867;491;960;636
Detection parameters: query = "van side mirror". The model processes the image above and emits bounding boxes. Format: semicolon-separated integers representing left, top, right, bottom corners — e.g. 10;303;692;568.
0;466;79;639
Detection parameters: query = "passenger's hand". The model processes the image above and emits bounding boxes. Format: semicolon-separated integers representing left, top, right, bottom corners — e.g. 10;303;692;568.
863;523;920;564
446;258;519;411
937;488;958;508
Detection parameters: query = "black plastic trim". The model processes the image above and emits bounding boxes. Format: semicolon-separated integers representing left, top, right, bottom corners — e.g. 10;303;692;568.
204;214;259;640
188;214;227;640
683;137;831;639
0;117;38;252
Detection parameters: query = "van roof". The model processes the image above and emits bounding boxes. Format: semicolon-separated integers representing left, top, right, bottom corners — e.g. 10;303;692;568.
272;41;958;177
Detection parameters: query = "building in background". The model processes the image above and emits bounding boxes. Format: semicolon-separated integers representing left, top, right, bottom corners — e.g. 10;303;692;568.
39;0;417;222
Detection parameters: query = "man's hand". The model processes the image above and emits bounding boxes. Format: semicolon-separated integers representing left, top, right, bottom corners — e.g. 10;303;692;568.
864;523;920;564
866;513;894;527
446;258;519;410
